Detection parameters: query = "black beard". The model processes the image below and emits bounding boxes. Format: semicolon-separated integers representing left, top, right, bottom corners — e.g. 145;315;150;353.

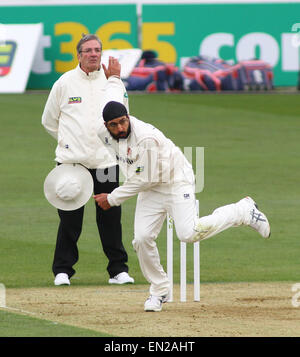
110;122;131;140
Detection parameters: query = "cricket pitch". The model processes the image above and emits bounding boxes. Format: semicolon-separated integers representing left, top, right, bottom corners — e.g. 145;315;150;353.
3;282;300;337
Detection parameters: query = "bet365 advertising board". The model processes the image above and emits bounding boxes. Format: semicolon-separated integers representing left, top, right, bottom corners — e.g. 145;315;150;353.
0;2;300;89
0;4;138;89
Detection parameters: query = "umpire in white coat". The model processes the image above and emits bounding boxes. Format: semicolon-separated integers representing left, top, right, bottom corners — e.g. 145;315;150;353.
94;101;271;312
42;34;134;286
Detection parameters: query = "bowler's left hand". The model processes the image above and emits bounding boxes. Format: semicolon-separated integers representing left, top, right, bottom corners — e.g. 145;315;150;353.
93;193;111;210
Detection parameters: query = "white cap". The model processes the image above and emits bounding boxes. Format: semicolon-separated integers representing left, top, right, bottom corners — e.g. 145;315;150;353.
44;164;93;211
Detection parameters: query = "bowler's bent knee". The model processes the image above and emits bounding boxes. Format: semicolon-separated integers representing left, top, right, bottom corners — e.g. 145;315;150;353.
176;227;198;244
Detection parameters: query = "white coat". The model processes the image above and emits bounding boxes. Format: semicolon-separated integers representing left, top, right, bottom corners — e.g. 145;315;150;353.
42;65;129;169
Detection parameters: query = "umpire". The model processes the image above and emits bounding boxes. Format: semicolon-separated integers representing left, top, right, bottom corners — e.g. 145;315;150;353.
41;34;134;286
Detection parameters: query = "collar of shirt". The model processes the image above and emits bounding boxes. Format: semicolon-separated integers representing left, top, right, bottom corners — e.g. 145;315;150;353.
76;64;102;80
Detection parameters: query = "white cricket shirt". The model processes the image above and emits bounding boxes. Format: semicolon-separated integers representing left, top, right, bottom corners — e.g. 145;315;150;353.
98;116;195;206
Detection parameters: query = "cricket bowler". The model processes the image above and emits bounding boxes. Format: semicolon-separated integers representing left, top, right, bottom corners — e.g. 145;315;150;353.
94;101;271;312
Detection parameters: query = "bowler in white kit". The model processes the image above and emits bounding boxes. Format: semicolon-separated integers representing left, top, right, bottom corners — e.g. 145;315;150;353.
94;101;271;312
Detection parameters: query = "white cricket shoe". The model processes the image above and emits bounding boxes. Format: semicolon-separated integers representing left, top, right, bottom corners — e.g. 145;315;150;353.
108;272;134;285
54;273;70;286
144;295;168;312
240;196;271;238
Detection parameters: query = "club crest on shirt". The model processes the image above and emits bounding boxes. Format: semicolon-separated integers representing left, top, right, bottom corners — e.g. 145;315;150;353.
183;193;190;199
135;166;144;174
68;97;82;104
104;137;111;145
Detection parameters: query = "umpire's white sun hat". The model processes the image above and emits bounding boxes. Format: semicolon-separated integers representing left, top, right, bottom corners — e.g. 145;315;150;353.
44;164;93;211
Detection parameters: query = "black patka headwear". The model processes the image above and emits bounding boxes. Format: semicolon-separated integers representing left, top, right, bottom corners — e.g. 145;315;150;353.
102;101;128;122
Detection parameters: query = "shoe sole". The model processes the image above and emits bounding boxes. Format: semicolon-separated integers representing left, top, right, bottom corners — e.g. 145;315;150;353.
144;307;162;312
108;280;134;284
54;282;70;286
257;208;271;239
247;197;271;239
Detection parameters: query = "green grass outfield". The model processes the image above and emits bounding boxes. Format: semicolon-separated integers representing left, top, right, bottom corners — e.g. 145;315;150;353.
0;92;299;336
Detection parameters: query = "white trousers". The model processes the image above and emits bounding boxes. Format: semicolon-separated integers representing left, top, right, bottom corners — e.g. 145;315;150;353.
132;184;247;297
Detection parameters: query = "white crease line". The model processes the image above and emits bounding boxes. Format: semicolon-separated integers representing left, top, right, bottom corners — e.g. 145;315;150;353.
1;306;37;315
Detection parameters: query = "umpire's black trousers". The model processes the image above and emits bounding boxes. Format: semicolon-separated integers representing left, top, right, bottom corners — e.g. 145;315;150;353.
52;165;129;279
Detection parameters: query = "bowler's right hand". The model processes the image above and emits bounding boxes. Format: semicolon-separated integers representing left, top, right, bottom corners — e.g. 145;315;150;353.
93;193;111;210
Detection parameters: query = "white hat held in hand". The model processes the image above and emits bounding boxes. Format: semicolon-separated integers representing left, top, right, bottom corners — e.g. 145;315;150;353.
44;164;93;211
